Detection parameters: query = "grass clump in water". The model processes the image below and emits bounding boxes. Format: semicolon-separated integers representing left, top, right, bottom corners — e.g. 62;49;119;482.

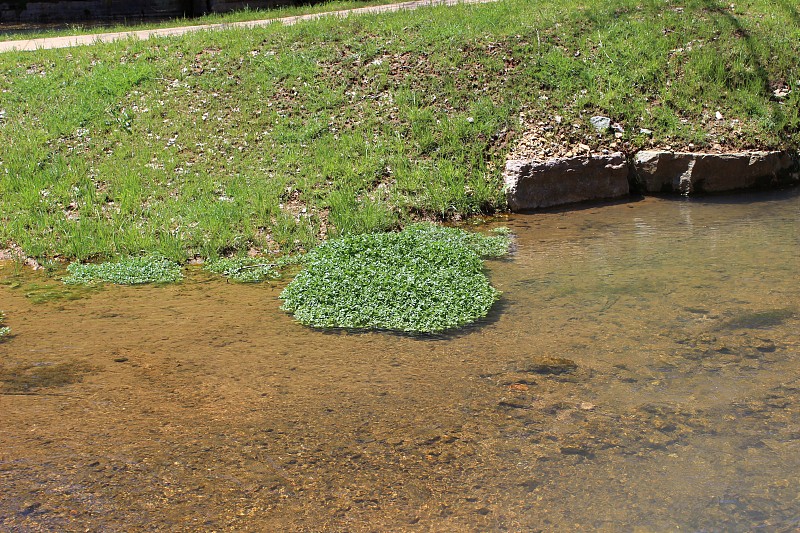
0;311;10;340
280;223;511;333
204;255;299;283
63;256;183;285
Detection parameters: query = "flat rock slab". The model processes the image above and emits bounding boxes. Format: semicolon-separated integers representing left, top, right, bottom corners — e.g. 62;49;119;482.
633;151;798;194
504;153;629;211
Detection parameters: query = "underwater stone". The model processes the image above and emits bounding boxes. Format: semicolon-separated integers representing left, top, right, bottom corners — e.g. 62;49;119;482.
521;357;578;375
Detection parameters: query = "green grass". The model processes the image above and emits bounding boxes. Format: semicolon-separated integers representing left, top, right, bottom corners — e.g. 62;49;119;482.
280;223;510;332
0;0;798;265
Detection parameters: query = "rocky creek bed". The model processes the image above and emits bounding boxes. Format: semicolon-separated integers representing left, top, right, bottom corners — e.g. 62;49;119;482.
1;189;799;531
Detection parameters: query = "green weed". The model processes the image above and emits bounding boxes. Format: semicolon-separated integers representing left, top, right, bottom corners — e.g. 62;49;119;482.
22;282;96;303
280;223;511;333
204;254;299;282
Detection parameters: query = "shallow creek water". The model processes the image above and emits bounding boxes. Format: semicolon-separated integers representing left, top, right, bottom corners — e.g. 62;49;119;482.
1;189;799;531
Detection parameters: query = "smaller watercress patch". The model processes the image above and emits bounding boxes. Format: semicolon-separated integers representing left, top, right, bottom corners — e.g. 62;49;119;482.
63;256;183;285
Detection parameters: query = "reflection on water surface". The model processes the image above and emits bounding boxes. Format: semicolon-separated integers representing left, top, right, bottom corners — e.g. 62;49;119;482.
1;189;798;531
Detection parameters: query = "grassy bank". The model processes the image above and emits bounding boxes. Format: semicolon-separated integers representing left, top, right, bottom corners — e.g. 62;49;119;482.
1;0;798;264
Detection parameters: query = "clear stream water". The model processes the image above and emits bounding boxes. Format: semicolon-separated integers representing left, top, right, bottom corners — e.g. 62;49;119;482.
1;189;798;531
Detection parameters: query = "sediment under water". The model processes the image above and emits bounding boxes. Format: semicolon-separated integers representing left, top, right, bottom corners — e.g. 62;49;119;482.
1;189;798;531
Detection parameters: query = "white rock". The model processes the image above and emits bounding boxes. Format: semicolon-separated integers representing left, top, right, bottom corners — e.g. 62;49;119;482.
590;116;611;132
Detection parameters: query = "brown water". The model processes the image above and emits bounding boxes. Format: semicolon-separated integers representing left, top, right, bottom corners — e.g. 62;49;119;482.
1;190;799;532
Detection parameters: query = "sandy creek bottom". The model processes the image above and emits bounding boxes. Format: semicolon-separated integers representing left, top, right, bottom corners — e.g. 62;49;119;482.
1;190;799;532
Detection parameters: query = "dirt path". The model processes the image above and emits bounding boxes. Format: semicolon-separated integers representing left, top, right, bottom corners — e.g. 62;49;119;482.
0;0;496;53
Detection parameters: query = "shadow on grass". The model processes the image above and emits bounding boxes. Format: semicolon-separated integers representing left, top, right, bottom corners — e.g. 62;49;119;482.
775;0;800;25
698;0;772;96
554;0;789;125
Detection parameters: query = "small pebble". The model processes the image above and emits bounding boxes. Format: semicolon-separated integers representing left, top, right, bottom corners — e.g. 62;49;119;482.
590;115;611;132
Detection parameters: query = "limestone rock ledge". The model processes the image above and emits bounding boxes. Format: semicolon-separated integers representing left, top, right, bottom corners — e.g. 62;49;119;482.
633;151;797;194
504;153;629;211
505;150;799;211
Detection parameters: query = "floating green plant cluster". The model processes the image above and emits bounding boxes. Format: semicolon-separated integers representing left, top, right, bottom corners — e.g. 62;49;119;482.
63;256;183;285
204;255;299;283
280;224;511;333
